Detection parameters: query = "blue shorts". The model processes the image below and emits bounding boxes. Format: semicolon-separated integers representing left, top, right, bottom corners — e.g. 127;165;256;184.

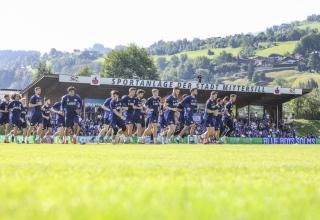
215;118;222;130
184;115;194;126
103;117;110;125
165;112;176;125
21;121;28;129
0;116;10;125
159;116;167;128
178;115;184;125
29;113;43;126
147;113;159;124
124;112;134;125
133;112;144;125
11;117;21;129
205;115;216;127
43;119;52;129
111;117;125;129
56;117;65;127
65;114;80;128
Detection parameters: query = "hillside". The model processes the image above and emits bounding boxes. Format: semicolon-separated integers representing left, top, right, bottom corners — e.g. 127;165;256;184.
1;16;320;91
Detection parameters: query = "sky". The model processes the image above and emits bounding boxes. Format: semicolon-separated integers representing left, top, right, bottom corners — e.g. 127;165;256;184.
0;0;319;52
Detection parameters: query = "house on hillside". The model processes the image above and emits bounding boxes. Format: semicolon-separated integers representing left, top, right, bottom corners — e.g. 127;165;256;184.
293;53;304;61
237;56;251;65
267;54;284;63
273;56;298;68
254;56;268;67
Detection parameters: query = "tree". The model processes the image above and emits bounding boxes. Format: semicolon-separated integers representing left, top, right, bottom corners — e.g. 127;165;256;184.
207;49;214;55
306;79;319;89
295;33;320;55
77;66;92;76
170;55;180;68
101;44;158;79
240;46;256;58
156;57;168;71
307;52;320;72
248;60;255;81
252;72;260;83
34;61;52;80
215;51;234;64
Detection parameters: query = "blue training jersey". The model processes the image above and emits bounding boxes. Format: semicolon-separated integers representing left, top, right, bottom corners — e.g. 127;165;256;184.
103;97;112;119
224;101;234;117
42;104;51;119
8;100;23;119
61;95;82;114
52;102;63;121
0;101;9;119
181;95;197;117
29;95;43;115
20;106;28;120
205;99;217;117
134;97;143;113
109;99;122;119
145;96;160;115
121;95;135;114
165;95;179;114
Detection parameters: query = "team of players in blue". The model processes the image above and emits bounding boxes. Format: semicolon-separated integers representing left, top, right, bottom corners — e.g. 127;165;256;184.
0;85;237;144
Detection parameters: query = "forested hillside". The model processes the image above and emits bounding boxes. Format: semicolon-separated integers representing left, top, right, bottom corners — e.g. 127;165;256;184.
1;14;320;91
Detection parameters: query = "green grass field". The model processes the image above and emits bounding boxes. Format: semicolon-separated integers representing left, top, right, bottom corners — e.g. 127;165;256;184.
255;41;298;57
1;144;320;220
298;21;320;30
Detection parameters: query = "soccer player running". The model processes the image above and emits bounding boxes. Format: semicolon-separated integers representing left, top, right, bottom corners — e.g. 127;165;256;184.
221;94;237;137
97;91;113;143
164;86;180;144
51;101;65;144
0;94;10;143
200;91;219;144
133;89;146;143
61;86;83;144
20;98;28;143
176;88;198;143
159;102;167;140
215;98;224;141
109;90;127;144
142;89;161;144
121;87;136;143
27;87;43;144
8;93;23;144
42;98;53;143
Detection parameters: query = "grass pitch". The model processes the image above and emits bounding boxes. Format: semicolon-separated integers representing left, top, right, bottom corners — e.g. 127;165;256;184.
0;144;320;220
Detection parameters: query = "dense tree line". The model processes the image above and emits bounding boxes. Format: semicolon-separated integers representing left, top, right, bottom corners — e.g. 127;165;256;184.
148;15;320;56
156;51;245;83
295;33;320;72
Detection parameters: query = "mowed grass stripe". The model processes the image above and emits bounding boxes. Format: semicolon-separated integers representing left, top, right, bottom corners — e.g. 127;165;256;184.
0;144;320;220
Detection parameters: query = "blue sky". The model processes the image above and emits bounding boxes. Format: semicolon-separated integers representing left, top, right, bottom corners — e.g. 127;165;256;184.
0;0;319;52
